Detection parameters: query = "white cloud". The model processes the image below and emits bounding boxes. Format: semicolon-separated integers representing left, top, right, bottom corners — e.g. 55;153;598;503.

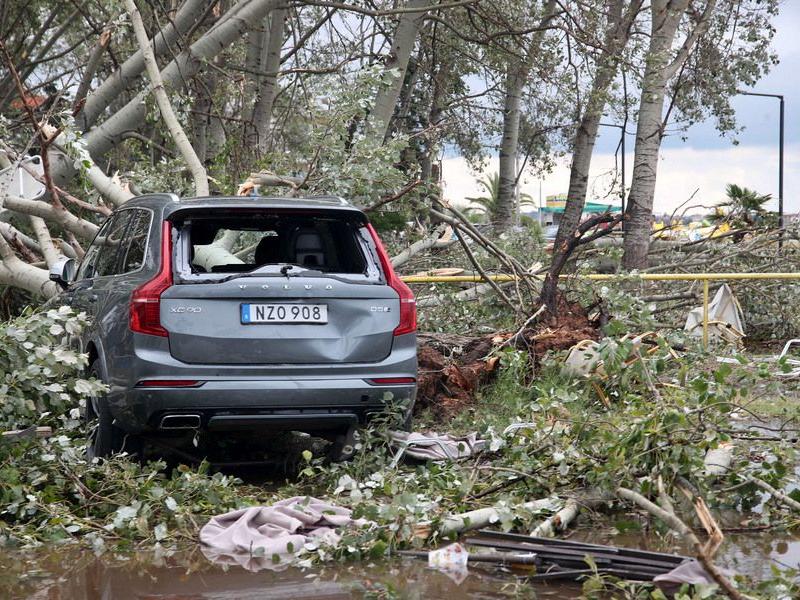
442;143;799;216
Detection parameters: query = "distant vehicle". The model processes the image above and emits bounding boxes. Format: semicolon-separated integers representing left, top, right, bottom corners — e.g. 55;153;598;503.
544;224;559;240
49;195;417;460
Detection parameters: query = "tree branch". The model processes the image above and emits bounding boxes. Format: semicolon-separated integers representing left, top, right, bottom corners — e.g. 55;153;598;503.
125;0;208;196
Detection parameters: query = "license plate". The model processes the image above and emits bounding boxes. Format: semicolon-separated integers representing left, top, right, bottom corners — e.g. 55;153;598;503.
241;303;328;324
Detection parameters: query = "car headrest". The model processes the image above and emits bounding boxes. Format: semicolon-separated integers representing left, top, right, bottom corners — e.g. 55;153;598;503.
292;228;325;267
255;234;281;265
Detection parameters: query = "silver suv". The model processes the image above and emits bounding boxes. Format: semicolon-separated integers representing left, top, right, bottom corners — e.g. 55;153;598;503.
50;194;417;459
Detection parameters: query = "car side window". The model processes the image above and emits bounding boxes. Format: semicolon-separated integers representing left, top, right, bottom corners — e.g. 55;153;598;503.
119;210;152;273
75;218;113;281
93;211;133;277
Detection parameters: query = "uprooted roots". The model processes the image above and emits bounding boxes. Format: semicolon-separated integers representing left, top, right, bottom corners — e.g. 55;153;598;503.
415;297;599;420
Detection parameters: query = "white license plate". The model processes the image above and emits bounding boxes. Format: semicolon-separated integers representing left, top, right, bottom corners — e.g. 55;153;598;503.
241;303;327;324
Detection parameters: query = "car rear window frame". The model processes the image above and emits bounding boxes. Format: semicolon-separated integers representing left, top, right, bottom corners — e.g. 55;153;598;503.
169;209;383;285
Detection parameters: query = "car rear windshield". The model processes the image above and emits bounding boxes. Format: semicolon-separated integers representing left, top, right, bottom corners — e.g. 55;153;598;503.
173;210;379;282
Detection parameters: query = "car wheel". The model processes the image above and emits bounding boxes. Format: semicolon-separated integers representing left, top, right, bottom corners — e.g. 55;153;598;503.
327;426;356;463
86;360;136;460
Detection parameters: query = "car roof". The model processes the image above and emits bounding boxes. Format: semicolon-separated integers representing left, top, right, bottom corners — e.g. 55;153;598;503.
122;194;364;217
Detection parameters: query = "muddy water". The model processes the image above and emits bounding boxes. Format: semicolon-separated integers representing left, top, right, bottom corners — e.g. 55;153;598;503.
3;527;798;599
574;526;800;580
1;547;581;599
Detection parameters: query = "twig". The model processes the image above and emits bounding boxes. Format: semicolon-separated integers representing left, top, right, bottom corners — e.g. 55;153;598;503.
364;179;423;212
454;224;519;313
499;305;546;349
745;475;800;512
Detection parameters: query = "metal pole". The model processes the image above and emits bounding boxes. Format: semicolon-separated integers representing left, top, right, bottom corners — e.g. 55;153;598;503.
702;280;710;350
736;90;785;245
779;95;785;247
621;127;626;216
403;272;800;284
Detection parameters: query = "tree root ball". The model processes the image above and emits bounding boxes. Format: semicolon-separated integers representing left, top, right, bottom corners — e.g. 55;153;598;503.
415;298;599;420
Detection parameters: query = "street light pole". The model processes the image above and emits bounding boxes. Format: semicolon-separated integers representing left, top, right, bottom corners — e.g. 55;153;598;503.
599;122;627;216
779;94;784;230
737;90;785;234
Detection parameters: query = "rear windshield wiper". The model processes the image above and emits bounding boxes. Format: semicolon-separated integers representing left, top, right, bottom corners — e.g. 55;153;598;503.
202;266;325;284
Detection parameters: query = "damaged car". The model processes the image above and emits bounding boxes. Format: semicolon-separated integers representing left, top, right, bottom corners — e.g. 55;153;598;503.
49;194;417;460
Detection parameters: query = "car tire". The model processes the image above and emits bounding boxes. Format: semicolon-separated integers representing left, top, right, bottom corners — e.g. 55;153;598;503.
327;427;356;463
86;360;137;460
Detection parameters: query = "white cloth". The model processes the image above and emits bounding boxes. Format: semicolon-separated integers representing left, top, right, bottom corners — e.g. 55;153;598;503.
685;284;745;341
199;496;368;571
389;431;486;464
654;559;734;585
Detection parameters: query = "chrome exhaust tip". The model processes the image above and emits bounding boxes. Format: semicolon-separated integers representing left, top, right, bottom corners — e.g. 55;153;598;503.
160;414;201;430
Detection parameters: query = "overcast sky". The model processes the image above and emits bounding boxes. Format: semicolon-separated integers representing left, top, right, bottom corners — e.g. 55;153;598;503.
443;2;799;216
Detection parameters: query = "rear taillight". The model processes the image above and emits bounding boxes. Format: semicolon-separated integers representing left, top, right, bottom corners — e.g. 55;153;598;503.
366;223;417;336
368;377;417;385
130;221;173;337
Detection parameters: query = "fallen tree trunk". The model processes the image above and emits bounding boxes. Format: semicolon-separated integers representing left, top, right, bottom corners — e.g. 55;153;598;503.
529;497;580;537
413;497;559;539
391;225;454;269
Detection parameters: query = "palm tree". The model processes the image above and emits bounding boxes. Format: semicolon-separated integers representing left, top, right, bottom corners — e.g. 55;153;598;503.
711;184;775;241
465;172;534;223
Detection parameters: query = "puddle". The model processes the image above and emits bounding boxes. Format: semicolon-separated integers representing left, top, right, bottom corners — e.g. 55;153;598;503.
4;525;799;599
572;526;800;580
4;522;800;599
1;546;582;599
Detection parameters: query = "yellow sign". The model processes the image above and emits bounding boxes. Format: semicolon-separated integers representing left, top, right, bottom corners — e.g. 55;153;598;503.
546;193;567;209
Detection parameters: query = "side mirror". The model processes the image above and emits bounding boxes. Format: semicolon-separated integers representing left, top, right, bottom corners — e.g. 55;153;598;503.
49;257;77;289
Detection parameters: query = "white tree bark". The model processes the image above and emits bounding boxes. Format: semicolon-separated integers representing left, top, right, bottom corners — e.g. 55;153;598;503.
85;0;281;162
496;65;525;232
125;0;209;197
0;234;57;298
86;164;134;207
29;216;60;267
252;6;287;152
2;196;98;239
369;0;429;141
413;498;559;538
622;0;717;269
495;0;557;232
193;247;245;270
0;222;41;255
391;224;452;268
553;0;642;253
529;498;579;537
79;0;211;129
242;17;267;127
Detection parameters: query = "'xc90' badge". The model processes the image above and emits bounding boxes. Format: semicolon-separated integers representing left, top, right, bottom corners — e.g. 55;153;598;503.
170;306;202;313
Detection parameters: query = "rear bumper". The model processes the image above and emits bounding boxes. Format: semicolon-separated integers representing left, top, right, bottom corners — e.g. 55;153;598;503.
108;378;416;433
104;332;417;433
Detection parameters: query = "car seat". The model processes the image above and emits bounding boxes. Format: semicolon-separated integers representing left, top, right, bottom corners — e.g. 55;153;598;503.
291;228;325;268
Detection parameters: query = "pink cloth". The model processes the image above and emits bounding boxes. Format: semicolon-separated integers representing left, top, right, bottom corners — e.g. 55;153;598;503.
199;496;367;570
